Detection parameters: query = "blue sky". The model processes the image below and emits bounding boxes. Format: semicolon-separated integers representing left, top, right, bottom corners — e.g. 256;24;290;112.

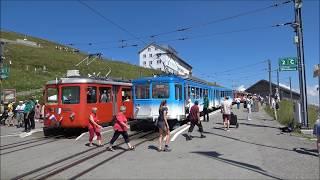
1;0;319;104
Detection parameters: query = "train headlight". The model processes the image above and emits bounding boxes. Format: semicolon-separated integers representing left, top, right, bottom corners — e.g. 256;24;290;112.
69;113;75;121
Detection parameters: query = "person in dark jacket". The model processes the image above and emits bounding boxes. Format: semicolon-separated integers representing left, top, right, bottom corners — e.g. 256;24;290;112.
186;101;206;141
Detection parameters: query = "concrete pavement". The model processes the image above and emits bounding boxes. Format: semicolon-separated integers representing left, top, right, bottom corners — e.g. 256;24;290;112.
0;105;319;179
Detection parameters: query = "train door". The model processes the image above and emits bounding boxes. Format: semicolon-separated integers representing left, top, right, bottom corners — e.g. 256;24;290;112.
119;87;133;119
112;86;119;116
174;83;183;120
97;85;113;123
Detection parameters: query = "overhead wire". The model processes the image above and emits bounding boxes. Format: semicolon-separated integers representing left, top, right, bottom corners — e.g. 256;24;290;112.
67;0;292;46
78;0;146;45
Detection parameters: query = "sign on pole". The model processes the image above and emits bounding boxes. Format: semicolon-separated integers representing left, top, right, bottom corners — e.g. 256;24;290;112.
279;57;298;71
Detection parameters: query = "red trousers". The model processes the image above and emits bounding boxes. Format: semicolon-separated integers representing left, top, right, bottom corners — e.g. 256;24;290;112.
88;127;101;142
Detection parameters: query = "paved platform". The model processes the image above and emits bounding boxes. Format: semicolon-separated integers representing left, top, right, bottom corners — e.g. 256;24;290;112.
0;105;319;179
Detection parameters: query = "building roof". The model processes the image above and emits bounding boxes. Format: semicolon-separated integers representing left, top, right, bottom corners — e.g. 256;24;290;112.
246;79;300;96
139;42;192;69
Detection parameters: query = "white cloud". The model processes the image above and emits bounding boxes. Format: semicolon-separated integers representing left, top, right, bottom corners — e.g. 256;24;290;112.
237;85;246;92
307;85;319;105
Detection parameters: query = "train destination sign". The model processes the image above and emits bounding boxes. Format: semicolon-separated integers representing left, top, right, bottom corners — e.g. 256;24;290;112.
279;57;298;71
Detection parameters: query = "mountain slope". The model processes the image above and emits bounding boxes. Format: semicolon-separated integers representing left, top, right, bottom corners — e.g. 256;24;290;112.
0;31;159;98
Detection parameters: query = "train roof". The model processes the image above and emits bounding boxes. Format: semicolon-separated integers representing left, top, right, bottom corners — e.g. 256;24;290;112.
46;77;132;86
132;75;185;83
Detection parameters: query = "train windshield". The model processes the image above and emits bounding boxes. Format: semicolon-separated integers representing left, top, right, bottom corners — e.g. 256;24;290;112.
61;86;80;104
46;87;58;103
135;84;150;99
152;83;169;99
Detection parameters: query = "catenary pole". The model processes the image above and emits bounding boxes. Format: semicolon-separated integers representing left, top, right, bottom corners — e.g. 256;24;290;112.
293;0;308;127
277;69;280;100
289;77;293;102
268;59;272;105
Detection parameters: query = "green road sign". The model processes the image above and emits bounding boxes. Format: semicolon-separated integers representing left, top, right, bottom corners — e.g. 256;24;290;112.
279;57;298;71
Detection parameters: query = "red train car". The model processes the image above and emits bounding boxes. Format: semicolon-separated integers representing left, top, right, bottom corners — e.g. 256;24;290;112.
43;77;133;135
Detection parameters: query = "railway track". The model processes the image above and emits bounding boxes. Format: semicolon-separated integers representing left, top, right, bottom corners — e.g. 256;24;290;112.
11;130;158;180
0;135;65;156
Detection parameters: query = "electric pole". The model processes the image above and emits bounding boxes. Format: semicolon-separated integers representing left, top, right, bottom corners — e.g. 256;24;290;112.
268;59;272;105
277;69;280;100
293;0;308;127
289;77;293;102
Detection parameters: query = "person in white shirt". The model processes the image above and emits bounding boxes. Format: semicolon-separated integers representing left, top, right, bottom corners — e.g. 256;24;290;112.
221;96;232;131
247;96;253;120
271;97;278;120
15;101;25;128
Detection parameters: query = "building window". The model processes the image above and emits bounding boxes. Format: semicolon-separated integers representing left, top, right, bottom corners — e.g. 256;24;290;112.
149;54;152;57
148;47;151;51
157;59;162;64
143;54;146;58
143;61;146;65
149;61;152;65
155;47;158;50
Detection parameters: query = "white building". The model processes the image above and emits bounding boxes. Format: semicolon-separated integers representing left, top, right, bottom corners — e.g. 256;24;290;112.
138;43;192;76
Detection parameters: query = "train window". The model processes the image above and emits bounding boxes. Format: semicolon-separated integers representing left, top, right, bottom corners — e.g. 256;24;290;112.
195;88;199;99
87;86;97;103
190;87;195;99
135;84;150;99
122;88;132;102
152;83;169;99
175;84;182;100
99;87;111;103
62;86;80;104
46;88;58;103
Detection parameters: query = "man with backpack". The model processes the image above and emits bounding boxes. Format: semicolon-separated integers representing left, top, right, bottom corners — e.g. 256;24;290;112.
186;101;206;141
203;95;209;122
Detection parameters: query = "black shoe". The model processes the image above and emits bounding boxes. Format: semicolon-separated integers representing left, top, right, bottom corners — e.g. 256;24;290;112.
186;136;192;141
164;146;171;152
200;135;206;138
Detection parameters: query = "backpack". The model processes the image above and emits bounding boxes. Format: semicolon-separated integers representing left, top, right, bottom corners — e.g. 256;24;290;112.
275;103;279;110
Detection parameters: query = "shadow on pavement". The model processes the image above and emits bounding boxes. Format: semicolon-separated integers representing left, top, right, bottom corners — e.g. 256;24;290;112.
148;145;158;151
239;122;279;129
208;132;293;152
293;148;319;157
191;151;283;180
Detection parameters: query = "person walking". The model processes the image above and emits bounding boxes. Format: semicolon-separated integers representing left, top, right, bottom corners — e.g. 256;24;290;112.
186;101;206;140
221;96;232;131
15;101;25;128
88;107;102;147
23;99;33;132
203;95;209;122
6;101;14;126
28;98;36;129
247;96;253;121
313;118;320;155
271;97;278;120
236;98;241;109
34;101;41;122
156;100;171;152
107;106;135;151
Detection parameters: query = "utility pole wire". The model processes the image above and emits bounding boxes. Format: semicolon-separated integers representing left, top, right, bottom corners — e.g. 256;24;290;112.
78;0;146;45
69;0;292;46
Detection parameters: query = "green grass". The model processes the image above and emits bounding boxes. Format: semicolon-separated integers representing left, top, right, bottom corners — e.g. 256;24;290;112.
1;31;159;98
264;99;318;128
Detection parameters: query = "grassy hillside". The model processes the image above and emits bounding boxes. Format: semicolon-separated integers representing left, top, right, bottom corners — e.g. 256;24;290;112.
0;31;159;99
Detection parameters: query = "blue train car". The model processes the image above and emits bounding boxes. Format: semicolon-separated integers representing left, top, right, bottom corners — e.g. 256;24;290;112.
132;74;233;122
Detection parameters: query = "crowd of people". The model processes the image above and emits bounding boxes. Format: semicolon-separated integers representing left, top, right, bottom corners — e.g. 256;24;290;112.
0;97;44;132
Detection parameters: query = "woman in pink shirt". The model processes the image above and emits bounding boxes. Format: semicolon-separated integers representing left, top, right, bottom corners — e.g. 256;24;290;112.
107;106;135;151
88;107;102;147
